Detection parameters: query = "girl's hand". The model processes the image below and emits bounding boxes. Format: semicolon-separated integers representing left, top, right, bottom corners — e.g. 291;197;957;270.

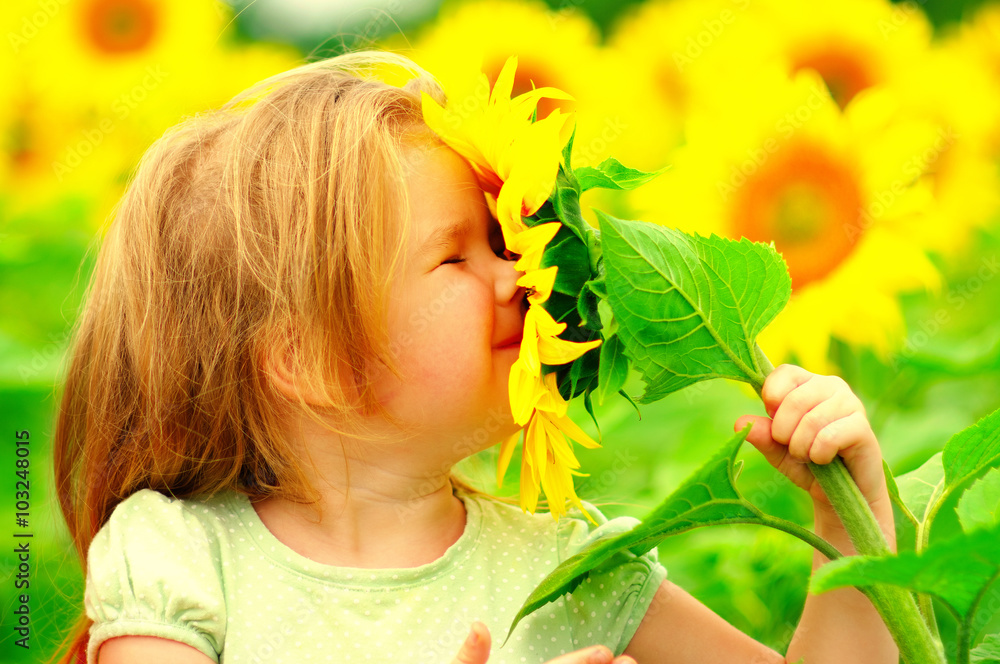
734;364;889;515
451;622;637;664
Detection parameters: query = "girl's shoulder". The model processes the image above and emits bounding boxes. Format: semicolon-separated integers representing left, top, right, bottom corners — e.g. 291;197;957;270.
85;489;233;662
458;490;650;560
99;487;242;533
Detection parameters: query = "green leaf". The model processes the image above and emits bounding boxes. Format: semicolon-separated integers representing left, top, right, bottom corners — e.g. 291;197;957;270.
971;633;1000;663
617;388;641;418
943;407;1000;498
956;467;1000;534
894;452;945;524
596;212;791;403
581;389;601;441
883;460;916;527
596;334;629;406
576;279;603;331
575;157;665;192
505;428;839;644
561;127;576;174
542;230;591;297
903;408;1000;549
504;429;760;644
811;522;1000;620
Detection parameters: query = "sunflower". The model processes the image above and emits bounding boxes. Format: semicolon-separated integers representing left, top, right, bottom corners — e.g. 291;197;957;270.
422;56;574;241
606;0;772;172
950;3;1000;158
745;0;934;110
395;0;629;170
30;0;229;109
878;38;1000;257
628;71;941;371
422;55;602;519
500;265;602;521
5;1;300;224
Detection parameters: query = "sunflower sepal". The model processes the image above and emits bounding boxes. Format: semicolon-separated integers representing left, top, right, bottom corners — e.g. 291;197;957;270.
595;333;630;407
574;157;667;193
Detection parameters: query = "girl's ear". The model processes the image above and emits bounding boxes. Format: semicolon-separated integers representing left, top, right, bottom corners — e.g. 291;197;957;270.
259;325;341;408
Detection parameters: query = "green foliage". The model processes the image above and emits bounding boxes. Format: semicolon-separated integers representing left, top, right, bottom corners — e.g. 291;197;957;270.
891;452;944;527
971;634;1000;663
506;427;838;644
574;157;664;192
811;522;1000;620
596;213;790;402
956;467;1000;533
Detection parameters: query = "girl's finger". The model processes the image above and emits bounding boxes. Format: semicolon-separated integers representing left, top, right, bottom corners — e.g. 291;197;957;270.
734;415;814;491
760;364;813;417
451;621;491;664
544;644;616;664
768;375;844;444
785;392;853;463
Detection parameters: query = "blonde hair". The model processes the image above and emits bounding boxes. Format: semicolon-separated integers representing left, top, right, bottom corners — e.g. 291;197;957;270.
50;50;495;664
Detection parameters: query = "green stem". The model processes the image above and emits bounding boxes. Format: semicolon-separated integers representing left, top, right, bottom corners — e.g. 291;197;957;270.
956;621;970;664
917;590;942;644
752;345;945;664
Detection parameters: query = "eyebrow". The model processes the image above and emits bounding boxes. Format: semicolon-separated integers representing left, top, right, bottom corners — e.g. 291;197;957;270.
418;217;474;254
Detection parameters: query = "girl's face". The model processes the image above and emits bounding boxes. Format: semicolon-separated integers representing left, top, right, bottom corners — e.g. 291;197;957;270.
372;143;527;457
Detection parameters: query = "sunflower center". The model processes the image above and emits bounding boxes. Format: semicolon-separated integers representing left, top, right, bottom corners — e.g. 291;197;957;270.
486;58;571;119
732;142;862;289
792;45;875;109
654;61;688;114
84;0;158;55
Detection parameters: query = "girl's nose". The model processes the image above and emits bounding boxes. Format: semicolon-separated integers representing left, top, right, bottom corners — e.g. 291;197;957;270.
493;251;525;305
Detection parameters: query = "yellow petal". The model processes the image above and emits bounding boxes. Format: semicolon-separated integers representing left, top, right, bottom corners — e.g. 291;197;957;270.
517;266;558;304
496;428;521;489
491;56;518;107
526;303;567;337
520;313;542;375
519;415;542;513
534;371;569;418
538;335;602;366
511;222;561;273
549;412;601;449
509;357;544;426
537;415;581;469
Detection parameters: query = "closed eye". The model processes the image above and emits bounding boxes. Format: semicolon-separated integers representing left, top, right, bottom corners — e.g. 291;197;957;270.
441;256;466;265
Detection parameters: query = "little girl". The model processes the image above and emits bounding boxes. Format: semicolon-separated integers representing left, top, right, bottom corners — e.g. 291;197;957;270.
53;51;898;664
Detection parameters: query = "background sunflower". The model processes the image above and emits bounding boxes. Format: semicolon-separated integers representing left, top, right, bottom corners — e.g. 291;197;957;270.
4;0;1000;659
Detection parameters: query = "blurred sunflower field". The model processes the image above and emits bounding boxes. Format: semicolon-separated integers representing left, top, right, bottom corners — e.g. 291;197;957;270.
2;0;1000;661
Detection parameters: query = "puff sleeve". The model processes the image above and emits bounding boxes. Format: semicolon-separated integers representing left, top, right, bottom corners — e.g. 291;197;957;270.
84;489;227;664
556;501;668;656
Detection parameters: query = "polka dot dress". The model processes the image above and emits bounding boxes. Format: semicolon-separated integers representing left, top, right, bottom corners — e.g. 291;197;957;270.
84;488;667;663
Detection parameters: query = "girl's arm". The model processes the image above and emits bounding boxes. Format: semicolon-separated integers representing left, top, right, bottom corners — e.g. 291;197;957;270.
98;636;217;664
623;365;898;663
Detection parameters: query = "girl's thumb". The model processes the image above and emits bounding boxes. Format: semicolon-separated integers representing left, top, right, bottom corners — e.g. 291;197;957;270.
451;621;491;664
735;415;774;446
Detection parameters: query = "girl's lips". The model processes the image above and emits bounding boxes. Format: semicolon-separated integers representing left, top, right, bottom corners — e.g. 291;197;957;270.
494;334;523;349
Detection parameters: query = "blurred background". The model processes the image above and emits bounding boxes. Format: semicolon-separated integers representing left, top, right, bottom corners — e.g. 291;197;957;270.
2;0;999;661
